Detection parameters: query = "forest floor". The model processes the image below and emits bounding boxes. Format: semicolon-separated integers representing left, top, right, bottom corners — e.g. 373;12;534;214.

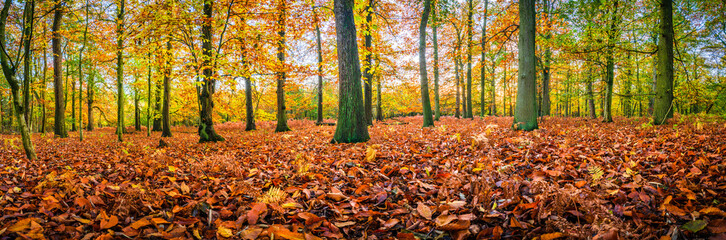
0;116;725;240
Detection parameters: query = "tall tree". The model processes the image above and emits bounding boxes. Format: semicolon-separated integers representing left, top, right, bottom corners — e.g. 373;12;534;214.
362;0;373;125
465;0;473;118
512;0;537;131
479;0;488;117
41;22;46;133
79;0;88;141
419;0;434;127
198;0;225;142
240;15;255;131
311;1;324;125
52;0;67;138
22;0;33;129
146;50;152;136
540;0;551;116
0;0;37;159
161;39;172;137
275;0;290;132
602;0;619;123
432;0;440;120
116;0;125;142
331;0;369;143
653;0;673;124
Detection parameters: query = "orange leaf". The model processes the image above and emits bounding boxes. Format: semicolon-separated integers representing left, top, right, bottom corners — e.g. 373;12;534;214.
100;215;119;229
417;203;433;220
539;232;566;240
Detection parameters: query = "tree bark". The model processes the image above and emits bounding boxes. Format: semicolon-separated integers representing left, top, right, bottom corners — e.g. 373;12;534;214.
22;0;34;130
275;0;290;132
479;0;488;117
332;0;369;143
602;0;618;123
419;0;434;127
653;0;674;124
52;0;67;138
513;0;537;131
116;0;124;142
161;39;172;137
363;0;373;125
432;2;440;120
198;0;225;142
79;0;88;141
312;1;323;124
465;0;473;118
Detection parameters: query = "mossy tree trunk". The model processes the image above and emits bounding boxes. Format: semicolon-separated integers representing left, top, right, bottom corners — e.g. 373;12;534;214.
419;0;434;127
653;0;674;125
332;0;369;143
198;0;225;142
275;0;290;132
161;39;172;137
52;0;67;138
512;0;537;131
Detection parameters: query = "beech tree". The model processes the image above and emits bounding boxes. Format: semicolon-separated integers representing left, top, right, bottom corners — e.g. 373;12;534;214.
331;0;369;143
512;0;537;131
653;0;673;124
419;0;434;127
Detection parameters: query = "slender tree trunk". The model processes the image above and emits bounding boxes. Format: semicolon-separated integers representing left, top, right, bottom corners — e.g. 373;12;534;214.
161;39;172;137
87;67;94;130
465;0;473;118
239;20;256;131
52;0;67;138
79;0;87;141
603;0;618;123
22;0;34;129
455;53;461;118
71;52;76;132
541;0;551;116
41;23;46;133
275;0;290;132
363;0;373;125
332;0;369;143
198;0;224;142
479;0;488;117
146;50;151;136
513;0;537;131
490;55;496;115
312;2;324;124
134;89;140;130
116;0;124;142
653;0;674;124
376;59;382;121
432;3;440;120
419;0;434;127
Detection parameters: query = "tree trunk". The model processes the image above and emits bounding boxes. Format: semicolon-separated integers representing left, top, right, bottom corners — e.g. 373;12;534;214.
602;0;618;123
22;0;34;130
513;0;537;131
332;0;369;143
433;3;440;120
363;0;373;125
376;60;382;121
0;0;37;159
52;0;67;138
479;0;488;117
87;67;94;130
161;39;172;137
465;0;473;118
653;0;674;124
134;89;140;131
275;0;290;132
79;0;87;141
312;1;323;124
71;52;76;132
41;24;46;133
116;0;124;142
490;55;496;115
146;50;151;136
419;0;434;127
198;0;224;142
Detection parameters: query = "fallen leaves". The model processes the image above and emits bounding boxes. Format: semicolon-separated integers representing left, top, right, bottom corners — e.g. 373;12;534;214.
1;116;725;239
